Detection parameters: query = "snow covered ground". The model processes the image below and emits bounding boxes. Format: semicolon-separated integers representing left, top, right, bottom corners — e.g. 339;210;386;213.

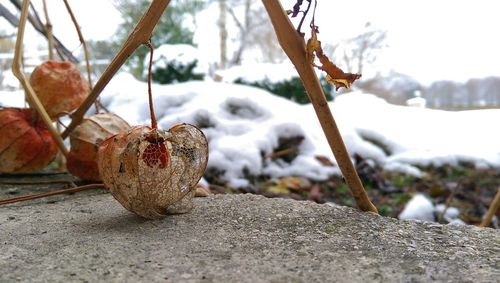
1;72;499;189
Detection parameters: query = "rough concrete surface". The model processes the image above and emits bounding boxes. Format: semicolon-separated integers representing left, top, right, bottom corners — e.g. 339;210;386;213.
1;188;499;283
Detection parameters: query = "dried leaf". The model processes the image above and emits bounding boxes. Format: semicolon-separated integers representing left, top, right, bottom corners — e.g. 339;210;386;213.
307;26;361;90
195;184;211;197
278;176;310;191
267;184;290;195
315;155;335;167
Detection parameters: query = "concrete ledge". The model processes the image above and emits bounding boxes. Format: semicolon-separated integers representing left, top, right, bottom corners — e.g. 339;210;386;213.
1;192;498;282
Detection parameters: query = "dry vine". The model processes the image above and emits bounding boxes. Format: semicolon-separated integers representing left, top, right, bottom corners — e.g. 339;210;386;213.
0;184;105;206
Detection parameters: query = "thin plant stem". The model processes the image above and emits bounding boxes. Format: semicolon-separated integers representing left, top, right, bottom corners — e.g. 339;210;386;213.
61;0;100;112
145;40;157;129
8;0;76;62
62;0;92;88
11;0;68;156
61;0;171;139
438;181;460;223
0;184;105;206
296;0;312;33
480;188;500;227
41;0;54;60
262;0;377;213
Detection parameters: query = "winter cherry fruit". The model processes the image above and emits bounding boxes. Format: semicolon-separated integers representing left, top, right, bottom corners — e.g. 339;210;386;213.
29;60;89;118
67;113;130;181
0;108;57;173
97;124;208;219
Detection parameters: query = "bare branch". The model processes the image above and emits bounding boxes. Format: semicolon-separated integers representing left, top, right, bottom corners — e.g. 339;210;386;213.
62;0;171;139
8;0;78;63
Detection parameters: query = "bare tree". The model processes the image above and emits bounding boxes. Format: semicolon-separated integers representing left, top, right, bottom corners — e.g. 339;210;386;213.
218;0;228;69
216;0;285;68
330;22;386;74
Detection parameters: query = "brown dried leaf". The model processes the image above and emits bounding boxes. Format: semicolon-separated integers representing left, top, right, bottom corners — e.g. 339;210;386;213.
307;26;362;90
278;176;310;190
195;184;211;197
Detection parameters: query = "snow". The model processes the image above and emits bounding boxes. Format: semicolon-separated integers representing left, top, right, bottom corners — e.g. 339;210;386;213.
434;204;461;223
148;44;209;77
99;73;338;187
398;194;435;222
1;71;500;188
332;93;500;171
216;62;299;83
398;194;465;224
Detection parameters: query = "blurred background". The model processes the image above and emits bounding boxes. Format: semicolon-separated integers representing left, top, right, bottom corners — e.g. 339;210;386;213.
1;0;499;109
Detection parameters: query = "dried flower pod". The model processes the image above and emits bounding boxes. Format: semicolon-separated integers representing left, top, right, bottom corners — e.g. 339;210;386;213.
29;60;90;118
97;124;208;219
0;108;57;173
67;113;130;181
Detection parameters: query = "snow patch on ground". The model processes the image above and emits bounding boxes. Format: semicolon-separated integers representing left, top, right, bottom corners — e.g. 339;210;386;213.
398;194;435;222
398;194;464;224
2;72;499;188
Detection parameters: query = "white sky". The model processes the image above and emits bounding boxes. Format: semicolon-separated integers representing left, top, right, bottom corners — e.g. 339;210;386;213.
281;0;500;84
2;0;500;84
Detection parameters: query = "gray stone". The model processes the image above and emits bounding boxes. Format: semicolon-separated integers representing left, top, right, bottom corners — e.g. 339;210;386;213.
0;191;498;282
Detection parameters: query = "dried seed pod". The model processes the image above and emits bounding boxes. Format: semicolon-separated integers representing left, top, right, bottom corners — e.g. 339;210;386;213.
29;60;90;118
67;113;130;181
97;124;208;219
0;108;57;173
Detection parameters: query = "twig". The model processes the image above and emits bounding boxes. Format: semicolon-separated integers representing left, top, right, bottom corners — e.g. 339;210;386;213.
61;0;171;139
8;0;77;62
11;0;68;157
480;188;500;227
62;0;92;88
262;0;377;213
296;0;312;34
145;40;157;129
41;0;54;60
0;184;105;206
438;184;457;223
62;0;100;112
0;4;19;26
0;179;74;186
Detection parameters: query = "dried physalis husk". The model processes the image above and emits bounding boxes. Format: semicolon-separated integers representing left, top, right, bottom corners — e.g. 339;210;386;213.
0;108;57;173
97;123;209;219
67;113;130;181
29;60;90;118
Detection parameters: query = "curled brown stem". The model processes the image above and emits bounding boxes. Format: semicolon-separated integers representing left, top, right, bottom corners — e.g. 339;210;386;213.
0;184;105;206
61;0;171;139
11;0;68;156
262;0;377;213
